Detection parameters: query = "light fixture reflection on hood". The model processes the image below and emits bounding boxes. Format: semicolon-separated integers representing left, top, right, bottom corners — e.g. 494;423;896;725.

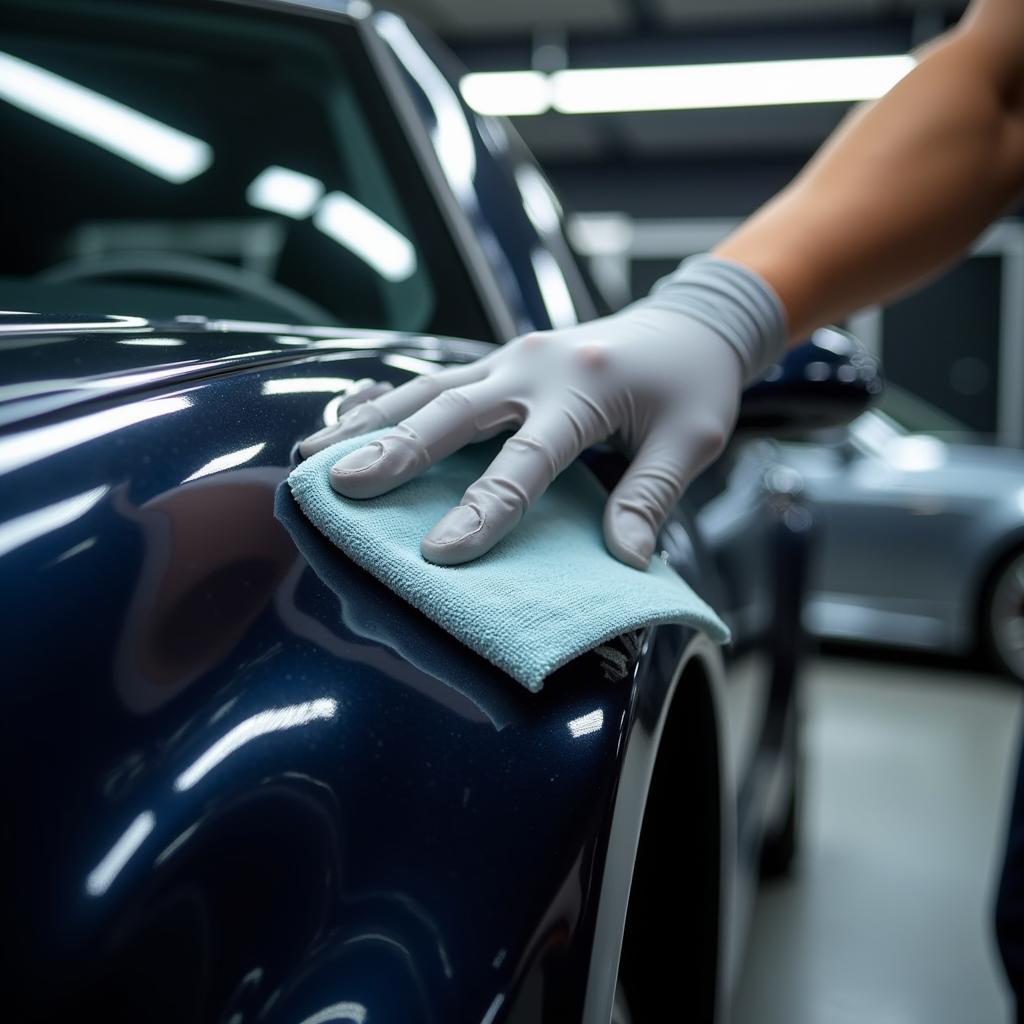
0;395;191;477
314;192;417;283
182;442;266;483
0;52;212;182
262;377;355;395
85;810;156;896
0;485;108;559
568;709;604;738
297;1002;368;1024
174;697;338;792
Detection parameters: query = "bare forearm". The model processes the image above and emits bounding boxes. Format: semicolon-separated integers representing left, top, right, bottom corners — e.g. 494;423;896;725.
716;0;1024;342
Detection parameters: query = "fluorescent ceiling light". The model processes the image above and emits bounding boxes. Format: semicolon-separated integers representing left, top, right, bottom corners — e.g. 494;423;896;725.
247;165;325;219
0;52;212;182
553;55;916;113
313;192;417;283
460;70;550;117
460;54;915;117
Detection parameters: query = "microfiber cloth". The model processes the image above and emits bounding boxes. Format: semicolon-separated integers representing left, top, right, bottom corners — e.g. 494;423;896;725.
287;431;729;691
275;485;530;731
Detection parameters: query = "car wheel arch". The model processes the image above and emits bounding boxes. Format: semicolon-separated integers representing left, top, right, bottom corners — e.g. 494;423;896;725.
581;631;730;1024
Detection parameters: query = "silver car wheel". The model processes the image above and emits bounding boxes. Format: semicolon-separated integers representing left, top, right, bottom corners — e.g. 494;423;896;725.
989;551;1024;681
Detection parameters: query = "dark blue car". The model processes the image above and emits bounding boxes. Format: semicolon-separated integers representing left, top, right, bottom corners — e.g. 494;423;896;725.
0;1;879;1020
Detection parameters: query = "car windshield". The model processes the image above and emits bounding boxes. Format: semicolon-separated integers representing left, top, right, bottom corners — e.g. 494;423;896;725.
0;0;492;338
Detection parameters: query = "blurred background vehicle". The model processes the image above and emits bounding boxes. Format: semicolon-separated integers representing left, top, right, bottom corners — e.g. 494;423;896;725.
776;385;1024;682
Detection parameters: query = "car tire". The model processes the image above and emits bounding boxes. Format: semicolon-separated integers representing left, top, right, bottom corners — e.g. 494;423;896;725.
985;547;1024;683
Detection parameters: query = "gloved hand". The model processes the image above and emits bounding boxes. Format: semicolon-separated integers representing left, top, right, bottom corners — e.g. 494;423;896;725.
299;255;787;569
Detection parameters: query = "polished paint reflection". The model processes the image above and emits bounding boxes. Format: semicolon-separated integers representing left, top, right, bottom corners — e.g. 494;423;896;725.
0;395;190;476
174;698;338;792
85;810;156;897
297;1000;368;1024
0;485;107;558
567;710;604;739
182;442;266;483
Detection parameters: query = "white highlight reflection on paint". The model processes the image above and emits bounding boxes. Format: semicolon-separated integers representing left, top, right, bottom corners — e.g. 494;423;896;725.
182;442;266;482
0;395;190;477
118;338;186;347
174;698;338;792
261;377;354;395
297;1001;368;1024
0;485;107;559
314;192;417;283
0;52;212;183
568;710;604;738
85;810;156;896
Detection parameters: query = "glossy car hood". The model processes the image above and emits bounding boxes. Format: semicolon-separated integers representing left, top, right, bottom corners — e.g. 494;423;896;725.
0;312;493;427
1;310;694;1021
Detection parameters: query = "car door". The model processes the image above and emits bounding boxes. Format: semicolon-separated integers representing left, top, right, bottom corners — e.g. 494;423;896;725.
796;416;971;648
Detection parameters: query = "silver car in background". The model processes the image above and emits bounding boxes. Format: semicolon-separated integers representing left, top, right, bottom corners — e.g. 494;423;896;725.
777;387;1024;680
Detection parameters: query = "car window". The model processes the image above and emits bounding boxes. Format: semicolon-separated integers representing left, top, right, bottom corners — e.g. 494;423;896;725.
0;0;494;339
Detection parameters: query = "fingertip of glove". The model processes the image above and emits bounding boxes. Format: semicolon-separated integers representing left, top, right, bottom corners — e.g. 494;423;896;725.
604;508;655;570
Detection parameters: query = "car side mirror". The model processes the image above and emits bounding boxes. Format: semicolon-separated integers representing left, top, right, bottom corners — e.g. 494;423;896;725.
736;326;882;437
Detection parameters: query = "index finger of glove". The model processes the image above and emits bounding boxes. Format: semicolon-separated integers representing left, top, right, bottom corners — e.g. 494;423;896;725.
329;378;523;499
298;362;488;457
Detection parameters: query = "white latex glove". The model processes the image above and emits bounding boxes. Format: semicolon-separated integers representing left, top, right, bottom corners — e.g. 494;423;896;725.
299;256;787;569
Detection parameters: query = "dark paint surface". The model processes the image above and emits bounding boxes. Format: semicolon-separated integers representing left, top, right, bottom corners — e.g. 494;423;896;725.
0;310;874;1021
0;322;698;1022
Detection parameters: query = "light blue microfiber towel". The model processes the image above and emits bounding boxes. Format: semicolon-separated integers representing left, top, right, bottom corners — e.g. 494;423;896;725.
287;431;729;691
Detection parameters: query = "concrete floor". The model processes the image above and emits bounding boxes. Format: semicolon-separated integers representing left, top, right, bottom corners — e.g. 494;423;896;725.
733;653;1024;1024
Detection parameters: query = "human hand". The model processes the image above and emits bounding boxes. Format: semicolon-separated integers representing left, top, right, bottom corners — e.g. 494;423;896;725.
299;256;786;568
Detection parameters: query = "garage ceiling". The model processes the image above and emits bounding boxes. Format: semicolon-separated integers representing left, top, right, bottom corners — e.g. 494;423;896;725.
384;0;969;217
389;0;967;37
